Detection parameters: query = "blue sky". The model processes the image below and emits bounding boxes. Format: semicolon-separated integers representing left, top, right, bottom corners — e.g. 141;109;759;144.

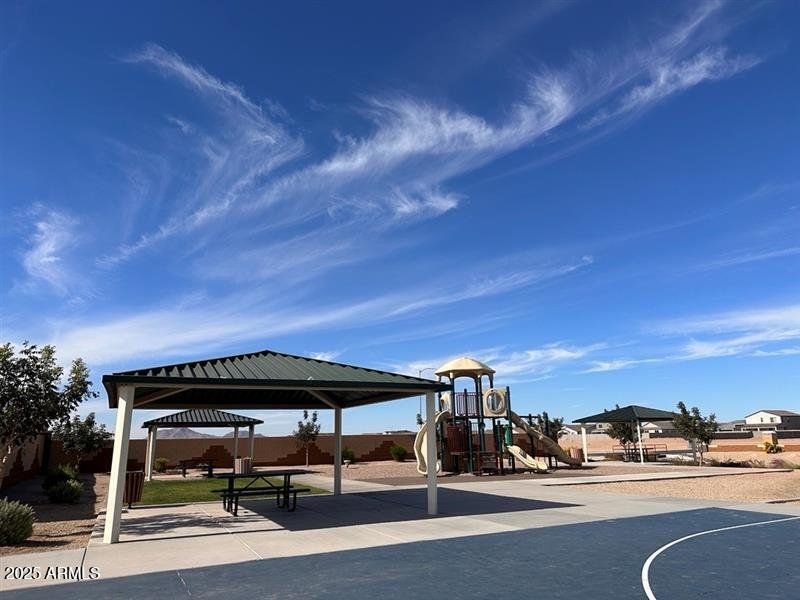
2;1;799;437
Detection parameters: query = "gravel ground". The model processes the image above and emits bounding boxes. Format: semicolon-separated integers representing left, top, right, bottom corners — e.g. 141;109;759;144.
586;470;800;502
0;473;107;557
305;460;697;484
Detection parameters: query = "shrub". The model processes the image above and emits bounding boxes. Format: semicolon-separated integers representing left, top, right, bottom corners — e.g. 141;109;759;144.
42;464;78;491
341;447;356;463
763;441;783;454
389;444;408;462
706;457;766;469
154;457;168;473
46;479;83;504
0;498;35;545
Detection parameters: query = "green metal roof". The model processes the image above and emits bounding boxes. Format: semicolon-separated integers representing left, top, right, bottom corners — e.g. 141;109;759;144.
103;348;450;410
574;405;678;424
142;408;263;428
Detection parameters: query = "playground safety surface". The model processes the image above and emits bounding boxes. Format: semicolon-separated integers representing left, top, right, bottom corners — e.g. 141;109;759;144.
3;480;798;599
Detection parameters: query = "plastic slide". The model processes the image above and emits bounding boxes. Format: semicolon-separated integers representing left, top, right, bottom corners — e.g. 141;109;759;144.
506;444;549;472
509;411;583;467
415;411;451;475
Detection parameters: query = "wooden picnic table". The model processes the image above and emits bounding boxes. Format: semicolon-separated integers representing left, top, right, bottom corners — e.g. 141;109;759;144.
212;469;311;515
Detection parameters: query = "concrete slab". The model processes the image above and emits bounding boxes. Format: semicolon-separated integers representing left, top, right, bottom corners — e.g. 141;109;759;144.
0;548;86;591
5;474;797;597
5;507;796;599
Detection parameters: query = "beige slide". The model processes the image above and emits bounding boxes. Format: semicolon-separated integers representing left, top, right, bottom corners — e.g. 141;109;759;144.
509;411;582;467
507;444;549;472
415;410;451;475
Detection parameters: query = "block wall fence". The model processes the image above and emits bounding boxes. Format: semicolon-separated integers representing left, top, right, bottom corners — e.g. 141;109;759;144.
2;430;798;491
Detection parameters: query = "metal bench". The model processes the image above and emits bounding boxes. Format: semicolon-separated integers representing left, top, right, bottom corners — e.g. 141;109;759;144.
211;486;310;515
179;458;216;478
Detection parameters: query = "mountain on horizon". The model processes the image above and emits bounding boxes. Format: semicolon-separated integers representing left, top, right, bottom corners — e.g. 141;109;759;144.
153;427;267;439
157;427;217;439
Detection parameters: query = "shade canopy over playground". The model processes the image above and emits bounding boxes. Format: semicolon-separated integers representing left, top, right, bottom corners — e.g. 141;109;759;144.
574;405;679;464
435;356;495;385
574;405;678;424
140;409;264;483
101;349;450;545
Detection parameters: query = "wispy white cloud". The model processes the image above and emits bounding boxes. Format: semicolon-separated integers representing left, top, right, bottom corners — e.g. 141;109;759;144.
698;246;800;270
583;358;665;373
585;303;800;373
97;3;760;276
751;347;800;357
395;342;603;383
388;256;594;317
19;205;82;297
307;351;342;362
493;343;605;378
98;43;305;267
44;256;590;367
587;47;759;128
654;304;800;337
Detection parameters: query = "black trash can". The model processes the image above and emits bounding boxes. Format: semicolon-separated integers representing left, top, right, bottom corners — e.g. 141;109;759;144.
123;470;145;508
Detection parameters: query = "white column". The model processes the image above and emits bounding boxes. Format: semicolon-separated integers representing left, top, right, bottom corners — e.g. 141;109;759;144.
581;426;589;464
333;407;342;496
233;426;239;462
103;385;135;544
636;421;645;464
425;391;437;515
144;427;153;481
248;424;255;460
150;428;158;479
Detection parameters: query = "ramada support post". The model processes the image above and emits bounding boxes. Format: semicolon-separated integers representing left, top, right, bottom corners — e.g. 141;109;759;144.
307;389;343;496
636;420;645;464
334;407;342;496
248;424;255;462
233;426;239;466
581;425;589;464
425;391;438;515
144;425;157;482
103;384;134;544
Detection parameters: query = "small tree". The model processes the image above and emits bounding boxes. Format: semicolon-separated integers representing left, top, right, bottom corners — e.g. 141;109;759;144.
293;410;321;467
536;413;566;443
0;342;96;480
602;405;635;452
51;412;111;471
673;402;717;466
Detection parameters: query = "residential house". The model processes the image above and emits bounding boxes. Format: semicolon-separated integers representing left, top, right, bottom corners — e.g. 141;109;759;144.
742;410;800;431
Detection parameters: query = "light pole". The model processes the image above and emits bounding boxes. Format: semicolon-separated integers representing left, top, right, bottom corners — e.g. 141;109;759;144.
418;367;436;425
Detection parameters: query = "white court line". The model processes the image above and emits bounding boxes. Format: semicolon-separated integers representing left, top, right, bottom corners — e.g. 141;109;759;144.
641;515;800;600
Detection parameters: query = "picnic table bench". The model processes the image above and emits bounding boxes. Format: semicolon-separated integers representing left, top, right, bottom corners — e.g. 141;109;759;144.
179;458;216;478
211;469;310;516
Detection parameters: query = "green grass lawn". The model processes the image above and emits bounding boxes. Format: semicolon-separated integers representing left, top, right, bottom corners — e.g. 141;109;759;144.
140;477;328;505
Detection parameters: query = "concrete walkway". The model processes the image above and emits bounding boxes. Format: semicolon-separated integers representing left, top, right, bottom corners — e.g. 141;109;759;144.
4;469;798;597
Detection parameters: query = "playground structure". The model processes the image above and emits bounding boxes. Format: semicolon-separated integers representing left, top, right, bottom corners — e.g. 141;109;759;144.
414;357;582;475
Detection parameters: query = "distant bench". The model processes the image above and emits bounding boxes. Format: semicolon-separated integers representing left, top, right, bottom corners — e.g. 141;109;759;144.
179;458;216;478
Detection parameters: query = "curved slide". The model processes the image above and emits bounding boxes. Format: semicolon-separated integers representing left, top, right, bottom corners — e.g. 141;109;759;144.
509;411;582;467
507;444;549;472
415;411;451;475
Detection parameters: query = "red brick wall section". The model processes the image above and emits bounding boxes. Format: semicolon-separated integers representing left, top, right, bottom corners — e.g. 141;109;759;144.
3;429;799;486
